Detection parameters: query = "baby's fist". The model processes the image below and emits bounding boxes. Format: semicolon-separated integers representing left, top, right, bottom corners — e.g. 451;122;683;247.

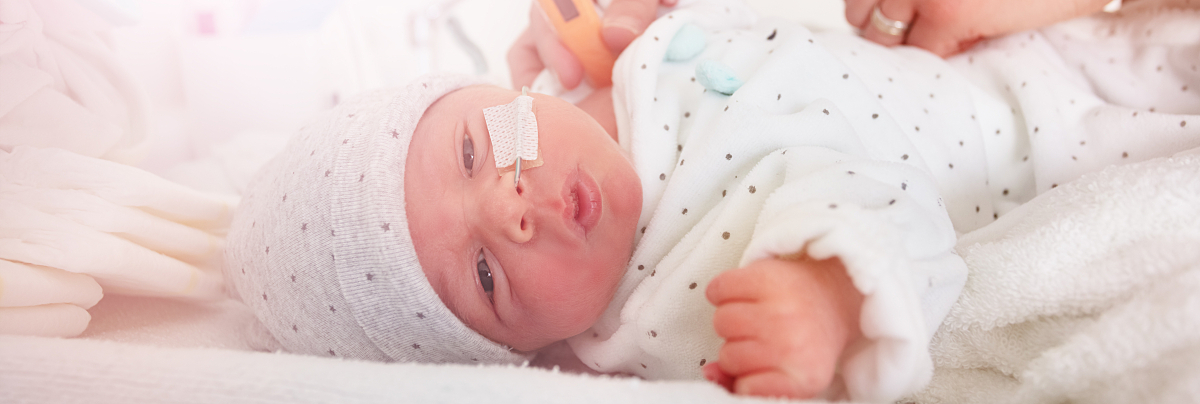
704;257;863;399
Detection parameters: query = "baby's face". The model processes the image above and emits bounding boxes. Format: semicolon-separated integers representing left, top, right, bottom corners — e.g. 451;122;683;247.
406;85;642;352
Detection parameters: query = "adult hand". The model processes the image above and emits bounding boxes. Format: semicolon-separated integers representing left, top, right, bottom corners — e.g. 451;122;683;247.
601;0;677;54
703;256;863;399
844;0;1113;57
507;0;677;90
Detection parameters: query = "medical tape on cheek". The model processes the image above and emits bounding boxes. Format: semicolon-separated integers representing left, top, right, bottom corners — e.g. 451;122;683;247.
483;88;543;186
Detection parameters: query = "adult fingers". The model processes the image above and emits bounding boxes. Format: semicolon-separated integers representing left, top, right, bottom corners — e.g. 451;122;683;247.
601;0;659;54
902;0;978;57
860;0;916;48
905;22;973;58
843;0;876;29
508;26;546;89
734;369;827;399
905;0;1110;57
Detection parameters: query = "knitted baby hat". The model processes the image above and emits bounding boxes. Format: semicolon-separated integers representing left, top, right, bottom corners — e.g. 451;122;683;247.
224;73;529;364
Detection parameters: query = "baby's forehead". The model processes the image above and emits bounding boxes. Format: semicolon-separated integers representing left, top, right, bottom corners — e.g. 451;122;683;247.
445;84;516;105
429;85;575;117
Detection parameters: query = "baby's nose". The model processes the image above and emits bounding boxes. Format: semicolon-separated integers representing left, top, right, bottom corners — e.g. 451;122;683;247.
481;176;533;244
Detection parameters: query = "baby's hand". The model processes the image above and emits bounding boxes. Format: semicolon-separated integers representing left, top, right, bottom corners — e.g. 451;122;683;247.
703;256;863;399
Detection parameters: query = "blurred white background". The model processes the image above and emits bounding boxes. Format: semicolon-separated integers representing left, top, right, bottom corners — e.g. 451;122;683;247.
100;0;850;180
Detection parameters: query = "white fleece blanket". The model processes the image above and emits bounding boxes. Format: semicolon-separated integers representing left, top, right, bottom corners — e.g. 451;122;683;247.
0;334;776;404
0;146;234;337
3;3;1200;403
0;0;150;163
907;150;1200;404
2;149;1198;404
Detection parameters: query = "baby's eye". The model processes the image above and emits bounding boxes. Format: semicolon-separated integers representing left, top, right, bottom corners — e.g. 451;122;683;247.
477;250;494;296
463;134;475;177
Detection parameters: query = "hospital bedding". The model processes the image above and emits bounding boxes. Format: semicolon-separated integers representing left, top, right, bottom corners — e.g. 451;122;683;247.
3;2;1200;404
4;148;1200;403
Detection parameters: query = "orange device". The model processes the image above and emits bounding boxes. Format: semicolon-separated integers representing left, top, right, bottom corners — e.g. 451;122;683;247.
536;0;616;87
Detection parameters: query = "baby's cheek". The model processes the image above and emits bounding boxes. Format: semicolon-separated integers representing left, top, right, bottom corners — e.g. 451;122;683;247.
535;259;601;303
603;168;642;219
529;257;612;329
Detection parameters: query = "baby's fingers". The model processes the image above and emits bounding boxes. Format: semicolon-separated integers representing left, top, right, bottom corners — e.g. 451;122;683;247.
712;302;769;341
533;25;584;89
509;3;585;90
705;265;774;305
702;362;735;392
734;369;827;400
717;339;780;376
507;27;546;88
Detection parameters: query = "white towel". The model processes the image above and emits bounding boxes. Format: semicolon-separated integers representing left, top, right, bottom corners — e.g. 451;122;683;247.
0;146;236;337
0;0;149;164
0;334;786;404
909;151;1200;403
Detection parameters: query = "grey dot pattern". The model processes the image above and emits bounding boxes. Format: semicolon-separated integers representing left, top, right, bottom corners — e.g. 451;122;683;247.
575;4;1200;383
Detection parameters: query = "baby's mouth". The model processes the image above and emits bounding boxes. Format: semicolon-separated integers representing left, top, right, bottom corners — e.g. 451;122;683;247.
566;169;602;237
570;189;580;223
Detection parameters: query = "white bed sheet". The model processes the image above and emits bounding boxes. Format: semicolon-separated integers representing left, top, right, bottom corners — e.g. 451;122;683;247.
8;1;1199;403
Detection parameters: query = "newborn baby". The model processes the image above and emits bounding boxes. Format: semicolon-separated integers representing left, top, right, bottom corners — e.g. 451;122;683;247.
223;8;964;403
225;0;1200;402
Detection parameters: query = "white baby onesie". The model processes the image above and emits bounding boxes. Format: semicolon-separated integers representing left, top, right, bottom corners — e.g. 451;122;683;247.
567;1;1200;403
568;1;968;402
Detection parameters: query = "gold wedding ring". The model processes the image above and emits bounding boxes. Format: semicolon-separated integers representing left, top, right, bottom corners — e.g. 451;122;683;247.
871;7;909;37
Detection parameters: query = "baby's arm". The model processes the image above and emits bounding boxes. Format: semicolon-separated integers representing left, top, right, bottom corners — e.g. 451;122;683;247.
574;86;618;141
703;256;862;399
